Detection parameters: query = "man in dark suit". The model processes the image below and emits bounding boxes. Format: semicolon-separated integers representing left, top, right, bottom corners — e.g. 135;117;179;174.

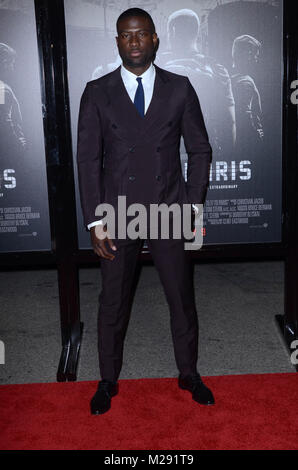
77;8;214;415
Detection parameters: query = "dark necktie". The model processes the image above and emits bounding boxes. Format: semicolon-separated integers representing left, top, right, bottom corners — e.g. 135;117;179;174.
134;77;145;117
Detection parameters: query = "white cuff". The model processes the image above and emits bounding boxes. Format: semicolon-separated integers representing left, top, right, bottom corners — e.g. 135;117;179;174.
192;204;199;214
87;220;104;230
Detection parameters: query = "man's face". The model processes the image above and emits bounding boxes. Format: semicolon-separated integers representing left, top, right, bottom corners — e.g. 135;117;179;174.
116;16;158;69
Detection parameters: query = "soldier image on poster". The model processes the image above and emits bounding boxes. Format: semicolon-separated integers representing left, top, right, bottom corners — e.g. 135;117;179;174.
0;1;51;253
155;8;236;170
230;34;264;153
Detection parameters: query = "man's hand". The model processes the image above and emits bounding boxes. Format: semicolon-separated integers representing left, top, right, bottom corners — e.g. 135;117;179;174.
90;225;117;260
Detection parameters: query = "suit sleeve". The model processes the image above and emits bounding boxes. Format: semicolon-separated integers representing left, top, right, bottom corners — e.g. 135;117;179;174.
76;82;104;229
181;78;212;205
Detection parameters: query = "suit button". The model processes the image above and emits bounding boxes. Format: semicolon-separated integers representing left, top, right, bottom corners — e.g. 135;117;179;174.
129;175;136;181
156;175;161;181
112;123;117;129
129;147;135;153
156;147;161;152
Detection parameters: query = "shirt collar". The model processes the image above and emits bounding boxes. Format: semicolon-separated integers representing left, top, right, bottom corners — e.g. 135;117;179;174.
120;62;155;85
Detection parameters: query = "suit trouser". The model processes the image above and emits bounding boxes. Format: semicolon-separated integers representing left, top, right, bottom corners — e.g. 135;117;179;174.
97;236;199;382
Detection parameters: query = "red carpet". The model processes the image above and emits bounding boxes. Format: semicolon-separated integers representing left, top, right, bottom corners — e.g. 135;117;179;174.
1;373;298;450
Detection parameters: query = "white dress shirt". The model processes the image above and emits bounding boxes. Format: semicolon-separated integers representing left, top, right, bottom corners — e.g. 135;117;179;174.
87;63;197;230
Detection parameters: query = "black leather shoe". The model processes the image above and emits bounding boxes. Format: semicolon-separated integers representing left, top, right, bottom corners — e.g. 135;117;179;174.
178;373;215;405
90;380;119;415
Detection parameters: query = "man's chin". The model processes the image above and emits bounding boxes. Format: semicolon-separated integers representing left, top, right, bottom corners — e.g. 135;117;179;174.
124;57;150;68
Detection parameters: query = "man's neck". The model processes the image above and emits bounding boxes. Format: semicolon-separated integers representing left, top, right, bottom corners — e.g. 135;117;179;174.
122;62;152;76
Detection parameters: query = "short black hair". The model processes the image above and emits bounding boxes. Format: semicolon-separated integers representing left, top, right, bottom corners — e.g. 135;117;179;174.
116;8;156;33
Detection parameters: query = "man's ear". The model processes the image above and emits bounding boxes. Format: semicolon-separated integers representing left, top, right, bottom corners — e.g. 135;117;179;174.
153;33;159;52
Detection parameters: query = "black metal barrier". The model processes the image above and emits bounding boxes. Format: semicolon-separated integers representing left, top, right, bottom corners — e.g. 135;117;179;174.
0;0;297;380
275;0;298;363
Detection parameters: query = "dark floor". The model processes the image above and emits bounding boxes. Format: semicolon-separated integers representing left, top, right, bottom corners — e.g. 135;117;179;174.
0;260;295;385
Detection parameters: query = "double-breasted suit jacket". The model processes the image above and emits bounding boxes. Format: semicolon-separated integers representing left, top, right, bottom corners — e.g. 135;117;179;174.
77;64;212;233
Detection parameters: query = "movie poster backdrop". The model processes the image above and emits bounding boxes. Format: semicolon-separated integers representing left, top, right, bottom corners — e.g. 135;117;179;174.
64;0;283;248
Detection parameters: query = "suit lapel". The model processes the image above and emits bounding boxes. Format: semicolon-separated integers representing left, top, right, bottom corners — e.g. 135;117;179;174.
107;66;142;136
143;65;171;126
